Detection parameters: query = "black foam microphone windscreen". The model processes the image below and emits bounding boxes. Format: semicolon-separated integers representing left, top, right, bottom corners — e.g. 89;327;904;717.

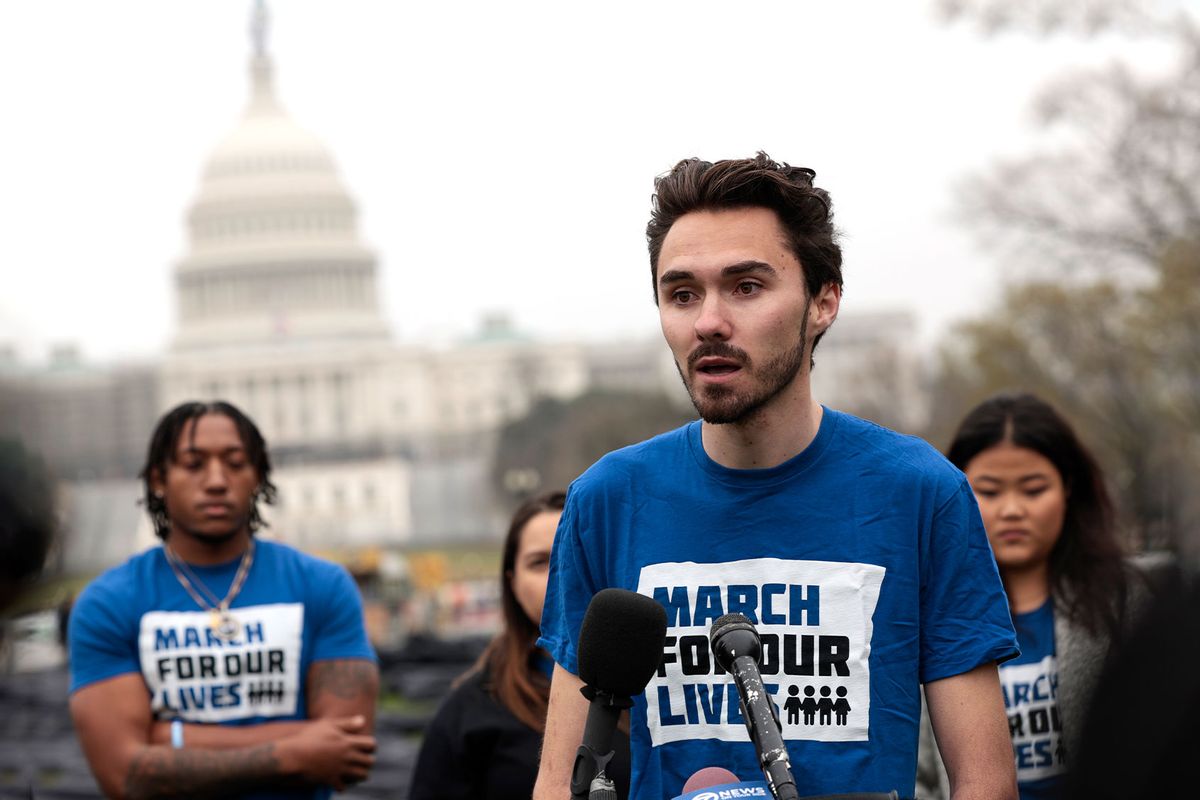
577;587;668;697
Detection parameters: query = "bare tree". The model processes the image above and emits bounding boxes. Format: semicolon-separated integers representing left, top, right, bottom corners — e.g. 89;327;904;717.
958;22;1200;281
930;10;1200;554
929;272;1196;550
935;0;1177;37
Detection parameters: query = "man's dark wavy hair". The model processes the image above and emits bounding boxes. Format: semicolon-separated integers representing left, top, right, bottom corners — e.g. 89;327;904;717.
139;401;277;540
947;392;1130;639
645;151;843;359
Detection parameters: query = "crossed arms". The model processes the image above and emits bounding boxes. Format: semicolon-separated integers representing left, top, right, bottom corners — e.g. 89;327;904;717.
69;658;380;799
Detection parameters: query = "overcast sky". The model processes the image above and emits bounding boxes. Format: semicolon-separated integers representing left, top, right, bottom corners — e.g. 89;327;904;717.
0;1;1184;365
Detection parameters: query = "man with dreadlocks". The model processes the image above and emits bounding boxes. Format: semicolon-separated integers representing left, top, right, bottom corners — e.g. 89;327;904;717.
68;401;379;799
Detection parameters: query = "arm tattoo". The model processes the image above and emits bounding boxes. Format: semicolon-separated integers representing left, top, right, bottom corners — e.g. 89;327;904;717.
308;659;378;703
124;743;280;799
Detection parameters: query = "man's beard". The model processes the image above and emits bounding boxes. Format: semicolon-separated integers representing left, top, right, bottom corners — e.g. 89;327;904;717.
677;317;810;425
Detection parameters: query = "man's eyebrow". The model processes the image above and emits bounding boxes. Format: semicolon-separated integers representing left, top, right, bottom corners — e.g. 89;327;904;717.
723;260;777;277
658;261;778;288
658;269;693;287
176;444;247;456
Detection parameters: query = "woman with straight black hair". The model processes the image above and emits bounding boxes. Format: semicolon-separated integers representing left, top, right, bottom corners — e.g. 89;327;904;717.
947;394;1132;644
919;393;1147;800
409;490;629;799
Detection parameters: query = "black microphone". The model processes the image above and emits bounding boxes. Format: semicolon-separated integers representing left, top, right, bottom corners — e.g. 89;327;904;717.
710;613;800;800
571;588;668;800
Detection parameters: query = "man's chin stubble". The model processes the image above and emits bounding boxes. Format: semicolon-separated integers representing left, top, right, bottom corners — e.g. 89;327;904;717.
688;382;762;425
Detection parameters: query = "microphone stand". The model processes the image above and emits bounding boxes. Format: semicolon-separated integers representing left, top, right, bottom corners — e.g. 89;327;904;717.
710;614;799;800
570;686;632;800
727;657;799;800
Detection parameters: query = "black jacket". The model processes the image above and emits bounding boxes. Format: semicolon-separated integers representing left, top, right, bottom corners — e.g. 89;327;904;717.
409;668;631;799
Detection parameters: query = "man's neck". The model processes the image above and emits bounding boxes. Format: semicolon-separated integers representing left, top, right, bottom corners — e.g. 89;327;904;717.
700;390;824;470
166;529;253;566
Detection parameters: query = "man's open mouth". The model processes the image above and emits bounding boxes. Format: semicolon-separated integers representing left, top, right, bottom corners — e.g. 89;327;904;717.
695;357;742;376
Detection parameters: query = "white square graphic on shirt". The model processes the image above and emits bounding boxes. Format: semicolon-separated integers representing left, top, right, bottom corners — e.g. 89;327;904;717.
139;603;304;722
636;558;885;746
1000;655;1066;782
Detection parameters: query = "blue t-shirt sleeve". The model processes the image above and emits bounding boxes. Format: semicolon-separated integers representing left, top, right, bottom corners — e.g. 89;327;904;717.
537;489;600;676
919;478;1019;683
68;579;141;693
308;563;377;663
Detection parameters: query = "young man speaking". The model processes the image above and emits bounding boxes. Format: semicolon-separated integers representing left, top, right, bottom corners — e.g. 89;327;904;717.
534;154;1019;800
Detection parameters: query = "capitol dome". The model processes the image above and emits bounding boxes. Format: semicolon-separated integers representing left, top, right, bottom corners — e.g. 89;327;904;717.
171;2;388;351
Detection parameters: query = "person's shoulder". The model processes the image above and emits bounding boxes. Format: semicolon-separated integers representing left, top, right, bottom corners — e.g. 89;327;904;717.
430;668;493;725
256;540;362;615
77;546;163;607
256;538;346;578
451;667;492;702
71;547;163;635
827;408;963;486
1124;551;1178;617
572;420;696;492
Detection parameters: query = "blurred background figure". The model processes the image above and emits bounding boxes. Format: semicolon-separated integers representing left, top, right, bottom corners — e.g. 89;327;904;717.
409;490;629;799
1064;569;1199;800
0;439;56;613
67;400;380;799
920;393;1158;799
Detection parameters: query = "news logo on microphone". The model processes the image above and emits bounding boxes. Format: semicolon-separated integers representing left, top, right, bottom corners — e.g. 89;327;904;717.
678;786;769;800
674;771;769;800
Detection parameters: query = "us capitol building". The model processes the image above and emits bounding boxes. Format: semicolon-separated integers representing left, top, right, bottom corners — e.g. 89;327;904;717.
0;4;926;577
0;7;602;574
161;5;601;555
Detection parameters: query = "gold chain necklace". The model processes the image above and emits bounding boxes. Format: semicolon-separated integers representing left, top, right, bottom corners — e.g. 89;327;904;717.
163;540;256;642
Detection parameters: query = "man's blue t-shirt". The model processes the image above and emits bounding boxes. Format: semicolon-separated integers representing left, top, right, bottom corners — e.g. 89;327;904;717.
538;409;1018;800
1000;600;1065;799
68;538;377;799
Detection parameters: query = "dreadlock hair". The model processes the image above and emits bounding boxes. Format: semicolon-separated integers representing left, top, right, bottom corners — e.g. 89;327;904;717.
139;401;277;540
646;151;843;363
947;392;1130;640
461;490;566;733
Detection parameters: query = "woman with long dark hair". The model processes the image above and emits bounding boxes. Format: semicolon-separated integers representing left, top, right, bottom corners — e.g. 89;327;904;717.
920;393;1144;800
948;394;1132;644
409;490;629;799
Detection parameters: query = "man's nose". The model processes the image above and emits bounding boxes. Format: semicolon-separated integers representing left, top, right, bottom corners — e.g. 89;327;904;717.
694;295;732;341
202;460;229;491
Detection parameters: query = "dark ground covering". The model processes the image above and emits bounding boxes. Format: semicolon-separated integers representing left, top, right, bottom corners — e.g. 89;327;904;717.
0;635;488;799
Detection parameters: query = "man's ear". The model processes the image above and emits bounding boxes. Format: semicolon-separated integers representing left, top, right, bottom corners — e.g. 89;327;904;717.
809;282;842;334
148;466;166;497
